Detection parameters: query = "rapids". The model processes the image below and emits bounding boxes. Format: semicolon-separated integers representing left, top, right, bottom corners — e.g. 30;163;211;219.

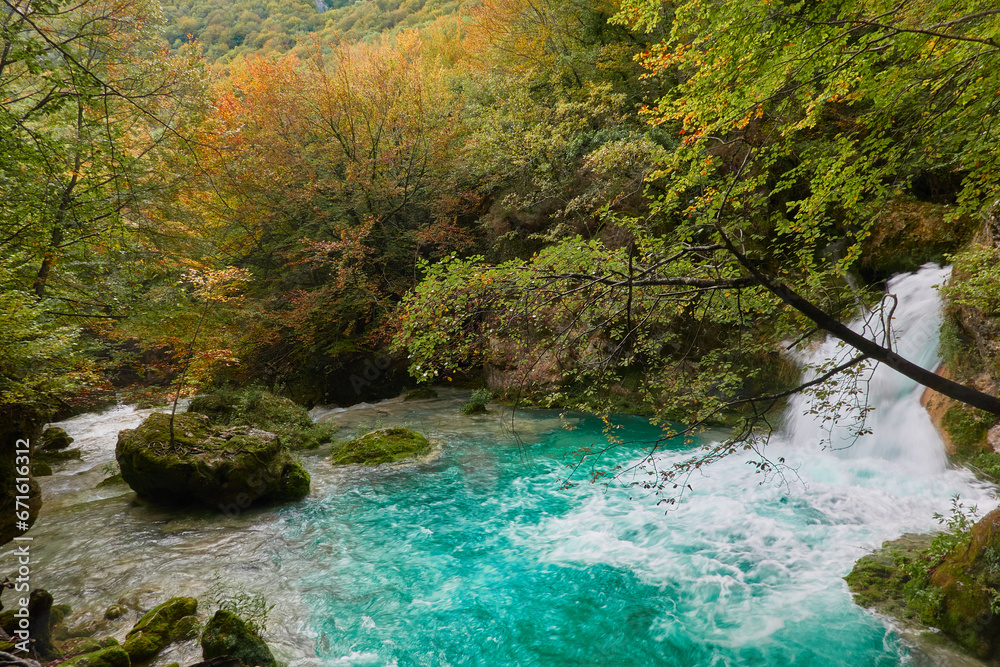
24;264;997;666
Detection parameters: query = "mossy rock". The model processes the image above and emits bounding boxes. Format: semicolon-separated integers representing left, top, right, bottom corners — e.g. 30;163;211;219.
330;427;431;466
200;610;277;667
927;508;1000;658
845;533;932;621
403;386;438;401
35;447;82;463
189;388;336;450
122;597;197;662
32;461;53;476
116;413;310;509
943;403;998;452
40;426;74;451
51;603;72;626
104;604;127;620
97;474;127;489
60;636;103;655
59;645;131;667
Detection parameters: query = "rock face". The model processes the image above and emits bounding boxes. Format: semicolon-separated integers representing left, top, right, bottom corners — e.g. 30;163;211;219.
927;507;1000;658
329;427;431;466
122;597;198;662
116;413;310;509
847;509;1000;660
200;610;277;667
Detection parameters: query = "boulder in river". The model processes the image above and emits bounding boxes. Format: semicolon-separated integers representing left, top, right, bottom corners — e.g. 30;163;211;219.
329;427;431;466
200;610;277;667
116;412;310;510
122;596;198;662
39;426;73;451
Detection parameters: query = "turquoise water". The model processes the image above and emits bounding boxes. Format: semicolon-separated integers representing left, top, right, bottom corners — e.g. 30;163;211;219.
285;413;912;666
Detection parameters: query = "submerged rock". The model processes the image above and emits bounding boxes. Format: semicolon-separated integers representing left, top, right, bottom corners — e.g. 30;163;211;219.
116;412;310;510
329;427;431;466
403;386;438;401
200;610;276;667
122;597;197;662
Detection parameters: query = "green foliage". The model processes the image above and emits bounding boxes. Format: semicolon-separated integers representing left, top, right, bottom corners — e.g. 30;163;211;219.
945;245;1000;316
460;388;493;414
208;580;274;637
942;404;998;451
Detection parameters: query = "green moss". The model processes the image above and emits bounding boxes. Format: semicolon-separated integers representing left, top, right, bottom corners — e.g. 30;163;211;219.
845;533;933;622
32;461;53;476
460;389;492;415
189;387;336;450
51;603;72;626
200;610;277;667
40;426;74;451
122;597;197;662
36;447;82;462
942;403;997;451
330;427;431;466
59;646;131;667
97;474;126;488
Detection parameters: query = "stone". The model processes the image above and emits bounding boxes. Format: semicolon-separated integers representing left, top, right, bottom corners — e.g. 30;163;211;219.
988;425;1000;453
329;427;431;466
31;462;52;477
59;645;130;667
122;596;197;662
116;413;310;510
200;610;277;667
104;604;127;621
39;427;73;451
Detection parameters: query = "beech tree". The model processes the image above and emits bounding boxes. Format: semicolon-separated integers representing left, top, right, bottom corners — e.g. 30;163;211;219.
394;0;1000;490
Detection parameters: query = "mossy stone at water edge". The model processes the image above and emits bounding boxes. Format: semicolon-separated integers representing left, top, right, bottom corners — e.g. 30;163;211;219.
59;645;131;667
116;412;310;509
329;427;431;466
122;596;197;662
40;426;74;451
200;610;277;667
847;509;1000;660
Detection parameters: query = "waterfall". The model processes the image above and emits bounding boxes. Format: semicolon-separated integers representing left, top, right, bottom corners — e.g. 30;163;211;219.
785;263;952;470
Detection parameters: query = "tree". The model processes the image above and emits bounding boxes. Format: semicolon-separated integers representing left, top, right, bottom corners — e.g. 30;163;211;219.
394;0;1000;491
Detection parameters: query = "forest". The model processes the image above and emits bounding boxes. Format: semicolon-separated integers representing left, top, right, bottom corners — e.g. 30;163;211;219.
3;0;1000;663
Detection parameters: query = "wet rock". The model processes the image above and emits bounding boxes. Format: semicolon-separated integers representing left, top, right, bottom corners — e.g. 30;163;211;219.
200;610;276;667
116;413;310;510
39;427;73;452
59;645;130;667
329;427;431;466
103;604;126;621
122;596;197;662
403;386;438;400
27;589;57;660
31;462;52;477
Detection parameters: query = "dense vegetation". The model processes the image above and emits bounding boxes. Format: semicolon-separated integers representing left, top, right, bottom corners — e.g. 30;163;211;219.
3;0;999;475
